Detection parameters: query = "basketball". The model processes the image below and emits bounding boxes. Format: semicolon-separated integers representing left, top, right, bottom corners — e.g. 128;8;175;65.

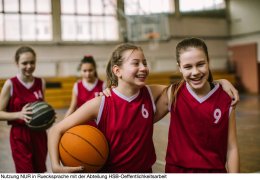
59;125;109;173
26;101;56;130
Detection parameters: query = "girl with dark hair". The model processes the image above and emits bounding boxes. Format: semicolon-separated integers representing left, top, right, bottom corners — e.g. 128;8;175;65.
155;37;239;173
64;55;106;118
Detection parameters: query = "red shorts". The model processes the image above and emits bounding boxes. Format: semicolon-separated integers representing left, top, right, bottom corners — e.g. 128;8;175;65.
165;164;227;173
10;125;47;173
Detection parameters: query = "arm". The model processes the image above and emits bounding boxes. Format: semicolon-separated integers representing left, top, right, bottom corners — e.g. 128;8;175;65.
216;79;239;106
42;78;46;100
153;87;169;123
48;96;102;173
148;84;166;102
148;85;169;123
64;90;77;118
0;80;32;122
226;108;240;173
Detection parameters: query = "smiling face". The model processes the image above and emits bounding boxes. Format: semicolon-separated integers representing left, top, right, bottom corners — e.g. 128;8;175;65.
113;49;149;88
80;63;96;83
178;47;210;93
16;52;36;79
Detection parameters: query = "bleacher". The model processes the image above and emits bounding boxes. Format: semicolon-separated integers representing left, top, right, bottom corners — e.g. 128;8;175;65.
0;71;237;109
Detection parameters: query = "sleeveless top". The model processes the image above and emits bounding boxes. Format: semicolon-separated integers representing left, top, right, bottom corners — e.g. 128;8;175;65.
75;79;104;108
97;86;156;173
7;76;44;126
166;83;232;169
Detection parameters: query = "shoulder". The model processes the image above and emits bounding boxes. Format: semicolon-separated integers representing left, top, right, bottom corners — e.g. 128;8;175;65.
40;78;45;85
83;96;103;113
89;95;103;105
2;79;12;89
34;77;46;89
8;76;17;83
218;84;232;101
1;79;12;96
34;77;43;84
34;76;41;81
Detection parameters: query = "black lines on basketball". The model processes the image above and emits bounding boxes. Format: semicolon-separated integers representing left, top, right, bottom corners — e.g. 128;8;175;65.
58;125;109;173
59;142;101;167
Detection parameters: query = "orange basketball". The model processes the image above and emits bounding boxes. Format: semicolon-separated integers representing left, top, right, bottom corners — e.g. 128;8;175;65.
59;125;109;173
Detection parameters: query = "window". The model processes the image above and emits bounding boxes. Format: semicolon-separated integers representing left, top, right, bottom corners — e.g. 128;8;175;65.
179;0;225;12
124;0;174;15
61;0;119;41
0;0;52;41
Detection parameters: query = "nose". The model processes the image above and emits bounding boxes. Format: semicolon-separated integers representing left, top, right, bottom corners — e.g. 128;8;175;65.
139;63;148;70
191;67;199;75
26;63;33;69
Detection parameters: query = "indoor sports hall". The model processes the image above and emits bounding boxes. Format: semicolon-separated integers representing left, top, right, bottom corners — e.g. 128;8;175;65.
0;0;259;173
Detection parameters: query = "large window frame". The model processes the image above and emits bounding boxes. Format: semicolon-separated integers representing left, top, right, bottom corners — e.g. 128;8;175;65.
124;0;175;15
0;0;52;42
60;0;119;42
0;0;228;44
178;0;226;17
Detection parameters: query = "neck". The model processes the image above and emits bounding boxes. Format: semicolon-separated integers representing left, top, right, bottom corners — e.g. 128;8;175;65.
17;74;34;83
192;82;211;98
115;84;141;97
83;78;96;84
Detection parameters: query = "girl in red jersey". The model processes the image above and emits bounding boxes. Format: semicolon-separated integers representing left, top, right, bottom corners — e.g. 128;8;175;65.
48;43;239;173
155;37;240;173
0;46;48;173
48;43;165;173
64;55;106;120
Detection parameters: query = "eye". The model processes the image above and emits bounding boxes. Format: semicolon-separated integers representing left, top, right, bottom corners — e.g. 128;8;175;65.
183;65;191;69
198;62;205;67
131;61;139;66
143;60;148;66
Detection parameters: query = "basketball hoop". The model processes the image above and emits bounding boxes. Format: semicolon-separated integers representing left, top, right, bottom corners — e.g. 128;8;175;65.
146;32;160;50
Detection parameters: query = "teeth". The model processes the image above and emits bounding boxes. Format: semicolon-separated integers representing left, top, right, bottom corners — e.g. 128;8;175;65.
137;74;146;78
191;77;202;81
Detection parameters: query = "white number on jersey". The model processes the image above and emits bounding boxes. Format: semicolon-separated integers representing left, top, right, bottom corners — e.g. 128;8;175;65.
213;108;221;124
34;90;43;99
142;104;149;119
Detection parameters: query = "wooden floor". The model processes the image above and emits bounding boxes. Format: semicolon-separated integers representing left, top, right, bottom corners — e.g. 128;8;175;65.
0;93;259;173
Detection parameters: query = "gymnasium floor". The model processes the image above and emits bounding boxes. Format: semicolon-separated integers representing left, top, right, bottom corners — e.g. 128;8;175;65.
0;93;259;173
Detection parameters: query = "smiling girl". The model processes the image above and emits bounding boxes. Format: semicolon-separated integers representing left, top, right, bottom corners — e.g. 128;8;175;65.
155;37;240;173
0;46;48;173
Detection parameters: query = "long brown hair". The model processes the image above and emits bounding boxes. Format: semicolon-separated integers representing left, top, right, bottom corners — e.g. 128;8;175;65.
106;43;143;88
171;37;213;109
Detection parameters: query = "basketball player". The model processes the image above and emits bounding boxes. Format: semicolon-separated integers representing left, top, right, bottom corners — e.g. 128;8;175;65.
48;43;239;173
48;43;165;173
0;46;48;173
64;55;106;122
154;37;239;173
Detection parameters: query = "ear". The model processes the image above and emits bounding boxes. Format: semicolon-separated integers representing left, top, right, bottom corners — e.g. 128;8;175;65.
112;65;122;78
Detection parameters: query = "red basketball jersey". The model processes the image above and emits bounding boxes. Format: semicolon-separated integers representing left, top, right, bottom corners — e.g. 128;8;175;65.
76;79;104;108
97;86;156;173
166;83;232;171
7;76;44;126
